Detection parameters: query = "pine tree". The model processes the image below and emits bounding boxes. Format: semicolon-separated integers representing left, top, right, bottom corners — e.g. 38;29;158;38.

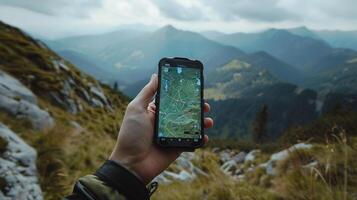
113;81;118;91
252;104;268;144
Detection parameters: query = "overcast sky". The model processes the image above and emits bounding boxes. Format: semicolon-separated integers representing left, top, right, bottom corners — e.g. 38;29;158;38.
1;0;357;39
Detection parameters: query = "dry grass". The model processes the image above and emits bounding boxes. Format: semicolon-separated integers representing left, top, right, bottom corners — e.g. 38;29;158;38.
273;128;357;200
152;150;278;200
153;128;357;200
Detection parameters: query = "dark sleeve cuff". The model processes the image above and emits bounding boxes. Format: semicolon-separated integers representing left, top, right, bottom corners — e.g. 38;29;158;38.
94;160;150;200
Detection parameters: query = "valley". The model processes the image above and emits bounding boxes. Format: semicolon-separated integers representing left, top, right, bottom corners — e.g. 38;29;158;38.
1;20;357;199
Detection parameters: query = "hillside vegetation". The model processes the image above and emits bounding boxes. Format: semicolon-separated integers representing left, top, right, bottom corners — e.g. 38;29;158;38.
0;21;128;199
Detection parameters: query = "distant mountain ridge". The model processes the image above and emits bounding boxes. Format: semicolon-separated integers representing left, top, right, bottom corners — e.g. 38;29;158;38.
46;25;246;84
48;25;308;93
206;28;334;71
42;24;357;140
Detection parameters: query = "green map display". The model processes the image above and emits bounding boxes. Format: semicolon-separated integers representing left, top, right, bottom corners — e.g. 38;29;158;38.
158;66;201;139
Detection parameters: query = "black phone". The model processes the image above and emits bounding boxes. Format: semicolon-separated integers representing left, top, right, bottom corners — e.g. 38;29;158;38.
154;57;204;149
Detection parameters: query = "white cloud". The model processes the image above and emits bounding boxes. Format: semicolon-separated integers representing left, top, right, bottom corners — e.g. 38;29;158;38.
0;0;356;39
0;0;102;17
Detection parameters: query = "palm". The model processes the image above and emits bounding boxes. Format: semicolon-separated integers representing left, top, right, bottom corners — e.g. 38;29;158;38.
115;105;180;184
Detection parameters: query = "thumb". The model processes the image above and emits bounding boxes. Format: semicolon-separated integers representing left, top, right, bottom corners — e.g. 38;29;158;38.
135;74;158;107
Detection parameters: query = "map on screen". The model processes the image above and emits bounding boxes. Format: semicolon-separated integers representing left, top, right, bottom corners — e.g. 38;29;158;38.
158;65;201;139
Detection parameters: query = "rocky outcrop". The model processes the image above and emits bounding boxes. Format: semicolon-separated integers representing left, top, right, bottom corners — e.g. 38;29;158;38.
262;143;312;175
157;143;314;184
0;70;54;130
244;149;260;163
154;152;207;183
0;123;43;200
49;59;113;114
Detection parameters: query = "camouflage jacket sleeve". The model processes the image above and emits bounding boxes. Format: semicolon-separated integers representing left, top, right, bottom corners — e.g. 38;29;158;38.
64;160;153;200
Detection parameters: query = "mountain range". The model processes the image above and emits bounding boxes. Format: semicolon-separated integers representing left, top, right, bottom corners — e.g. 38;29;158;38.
42;24;357;139
1;20;356;200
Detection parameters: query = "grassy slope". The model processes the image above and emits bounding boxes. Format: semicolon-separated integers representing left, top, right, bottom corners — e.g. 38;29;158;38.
0;21;128;199
153;133;357;200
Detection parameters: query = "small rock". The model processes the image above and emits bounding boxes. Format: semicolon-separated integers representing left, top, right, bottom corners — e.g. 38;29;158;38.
0;70;37;104
264;143;313;175
70;121;84;133
90;85;108;105
303;161;318;169
221;160;237;174
164;170;194;181
245;149;261;163
91;98;104;108
212;147;220;153
0;70;54;130
153;174;172;184
219;151;232;163
233;152;246;163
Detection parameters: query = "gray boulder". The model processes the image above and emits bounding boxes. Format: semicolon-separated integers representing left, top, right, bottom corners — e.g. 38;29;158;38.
164;170;194;182
264;143;313;175
233;152;246;163
244;149;261;163
0;70;36;104
0;123;43;200
0;70;54;130
155;152;207;183
218;150;235;163
90;85;109;107
221;160;238;174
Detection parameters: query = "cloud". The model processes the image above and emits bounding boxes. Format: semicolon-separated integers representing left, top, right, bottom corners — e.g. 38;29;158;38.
152;0;205;21
0;0;357;38
150;0;299;22
0;0;102;17
204;0;299;22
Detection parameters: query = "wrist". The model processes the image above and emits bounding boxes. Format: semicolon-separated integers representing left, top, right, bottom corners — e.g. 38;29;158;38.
109;154;151;184
95;160;150;200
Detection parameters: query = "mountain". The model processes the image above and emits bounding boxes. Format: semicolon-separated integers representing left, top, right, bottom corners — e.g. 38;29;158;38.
124;52;305;98
208;28;333;71
200;30;226;40
305;53;357;95
287;26;357;52
316;30;357;51
45;29;147;55
56;49;117;82
204;48;357;139
286;26;321;40
205;59;279;100
95;25;246;83
202;58;318;139
207;83;318;139
239;51;305;84
47;25;245;84
48;25;311;94
0;21;128;199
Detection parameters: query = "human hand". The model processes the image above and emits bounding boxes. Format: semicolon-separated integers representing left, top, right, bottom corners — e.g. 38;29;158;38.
109;74;213;184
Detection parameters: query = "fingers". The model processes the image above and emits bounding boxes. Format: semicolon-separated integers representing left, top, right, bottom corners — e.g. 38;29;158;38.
148;101;156;113
203;135;209;145
135;74;158;108
203;102;210;113
204;117;213;128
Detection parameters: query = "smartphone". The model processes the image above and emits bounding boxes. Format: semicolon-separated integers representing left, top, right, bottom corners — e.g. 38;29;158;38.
154;57;204;149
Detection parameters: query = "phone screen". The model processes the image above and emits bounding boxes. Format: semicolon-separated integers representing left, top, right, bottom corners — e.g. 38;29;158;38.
158;64;202;141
